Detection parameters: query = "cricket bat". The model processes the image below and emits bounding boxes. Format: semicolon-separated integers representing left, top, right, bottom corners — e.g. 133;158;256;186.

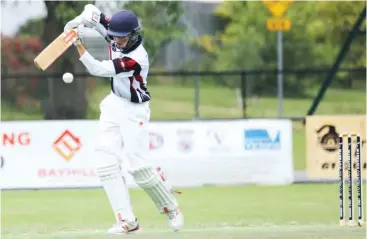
34;29;78;71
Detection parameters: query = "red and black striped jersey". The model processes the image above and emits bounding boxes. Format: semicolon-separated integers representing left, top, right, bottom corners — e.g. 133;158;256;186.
79;43;151;103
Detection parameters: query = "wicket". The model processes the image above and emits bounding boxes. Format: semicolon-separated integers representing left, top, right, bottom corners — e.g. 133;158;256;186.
338;133;363;227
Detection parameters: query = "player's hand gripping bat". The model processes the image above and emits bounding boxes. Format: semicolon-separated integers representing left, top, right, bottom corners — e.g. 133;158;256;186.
34;29;78;71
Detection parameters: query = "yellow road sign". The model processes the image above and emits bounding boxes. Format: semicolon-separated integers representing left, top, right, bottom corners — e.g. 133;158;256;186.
266;18;291;31
263;0;292;18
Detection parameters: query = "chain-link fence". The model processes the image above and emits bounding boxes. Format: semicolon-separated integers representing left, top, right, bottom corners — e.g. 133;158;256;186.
2;67;365;121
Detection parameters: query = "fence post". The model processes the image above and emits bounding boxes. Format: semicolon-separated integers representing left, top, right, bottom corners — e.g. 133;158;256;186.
194;73;200;119
240;72;247;118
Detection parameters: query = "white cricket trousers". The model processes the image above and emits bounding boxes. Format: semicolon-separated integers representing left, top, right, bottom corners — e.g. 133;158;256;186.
96;92;151;170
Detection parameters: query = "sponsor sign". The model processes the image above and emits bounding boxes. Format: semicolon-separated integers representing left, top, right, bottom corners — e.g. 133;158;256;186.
244;129;281;150
306;115;366;179
53;130;82;161
0;119;293;189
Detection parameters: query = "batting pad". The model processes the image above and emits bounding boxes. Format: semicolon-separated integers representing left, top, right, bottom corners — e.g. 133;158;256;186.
129;166;178;213
96;164;135;222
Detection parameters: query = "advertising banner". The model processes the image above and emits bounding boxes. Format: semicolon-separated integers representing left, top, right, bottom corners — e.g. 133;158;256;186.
0;119;293;189
306;115;366;179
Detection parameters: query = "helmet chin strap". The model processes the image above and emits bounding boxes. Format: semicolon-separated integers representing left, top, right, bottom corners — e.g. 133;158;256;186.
111;41;125;52
111;34;142;54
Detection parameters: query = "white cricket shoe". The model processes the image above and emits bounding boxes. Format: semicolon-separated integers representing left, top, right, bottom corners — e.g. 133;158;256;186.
107;218;140;235
164;208;184;232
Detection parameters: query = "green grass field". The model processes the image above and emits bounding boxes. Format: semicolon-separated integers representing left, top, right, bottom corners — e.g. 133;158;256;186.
2;185;366;239
1;83;365;170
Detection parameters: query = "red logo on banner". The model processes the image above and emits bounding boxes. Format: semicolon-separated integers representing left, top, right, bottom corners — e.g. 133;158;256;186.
2;132;31;146
38;168;95;177
53;130;81;161
149;132;164;150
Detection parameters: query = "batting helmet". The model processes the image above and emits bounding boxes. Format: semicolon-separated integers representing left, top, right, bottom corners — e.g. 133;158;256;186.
107;10;140;37
107;10;142;52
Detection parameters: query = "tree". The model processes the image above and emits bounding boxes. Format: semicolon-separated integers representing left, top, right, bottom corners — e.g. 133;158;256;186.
1;35;43;108
41;1;95;119
194;1;366;95
306;1;366;68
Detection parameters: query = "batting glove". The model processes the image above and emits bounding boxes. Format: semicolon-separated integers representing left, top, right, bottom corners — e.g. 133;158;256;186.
74;29;84;46
68;25;84;46
81;4;101;29
64;16;83;33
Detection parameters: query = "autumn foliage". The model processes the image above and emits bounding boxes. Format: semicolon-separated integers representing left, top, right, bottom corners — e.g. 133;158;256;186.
1;34;45;109
1;34;42;72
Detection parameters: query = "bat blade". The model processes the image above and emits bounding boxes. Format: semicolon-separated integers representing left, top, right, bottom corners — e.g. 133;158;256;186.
34;29;78;71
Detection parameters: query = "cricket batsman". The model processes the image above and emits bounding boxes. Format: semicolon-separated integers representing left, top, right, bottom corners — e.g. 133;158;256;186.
64;4;184;234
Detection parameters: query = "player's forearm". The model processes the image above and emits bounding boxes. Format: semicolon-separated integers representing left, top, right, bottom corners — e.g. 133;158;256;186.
78;49;116;77
76;44;86;57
